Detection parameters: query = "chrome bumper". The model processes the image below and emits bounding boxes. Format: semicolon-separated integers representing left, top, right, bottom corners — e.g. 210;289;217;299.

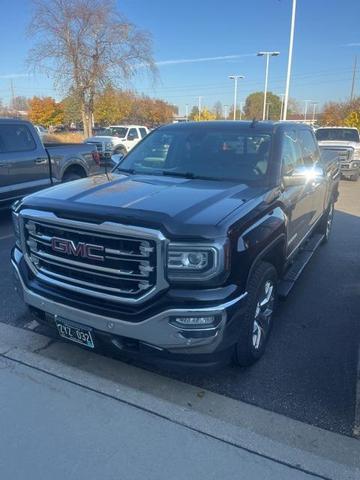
12;258;247;355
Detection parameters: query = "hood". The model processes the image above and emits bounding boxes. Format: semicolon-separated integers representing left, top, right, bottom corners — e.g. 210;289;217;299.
21;173;263;238
318;140;360;149
86;136;125;143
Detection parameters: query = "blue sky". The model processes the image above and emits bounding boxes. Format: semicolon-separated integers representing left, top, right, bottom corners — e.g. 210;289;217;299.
1;0;360;115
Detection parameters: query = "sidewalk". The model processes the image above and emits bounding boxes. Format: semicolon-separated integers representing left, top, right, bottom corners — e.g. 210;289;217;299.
0;323;359;480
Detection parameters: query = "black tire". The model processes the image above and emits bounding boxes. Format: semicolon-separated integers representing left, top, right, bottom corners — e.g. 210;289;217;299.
62;172;83;183
233;262;277;367
318;201;334;244
350;173;359;182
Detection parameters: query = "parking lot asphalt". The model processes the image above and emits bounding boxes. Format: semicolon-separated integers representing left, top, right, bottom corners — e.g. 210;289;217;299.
0;180;359;437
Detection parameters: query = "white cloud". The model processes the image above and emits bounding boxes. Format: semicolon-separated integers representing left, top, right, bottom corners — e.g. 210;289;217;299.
153;53;255;67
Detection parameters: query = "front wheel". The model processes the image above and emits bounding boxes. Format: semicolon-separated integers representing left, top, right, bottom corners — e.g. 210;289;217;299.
233;262;277;367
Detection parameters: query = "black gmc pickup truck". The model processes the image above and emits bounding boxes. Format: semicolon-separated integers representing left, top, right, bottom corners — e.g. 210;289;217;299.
11;121;340;368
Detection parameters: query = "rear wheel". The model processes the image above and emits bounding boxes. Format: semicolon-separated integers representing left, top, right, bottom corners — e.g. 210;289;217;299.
233;262;277;367
350;173;359;182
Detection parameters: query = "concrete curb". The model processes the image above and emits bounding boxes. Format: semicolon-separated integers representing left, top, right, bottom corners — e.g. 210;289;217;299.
0;323;359;480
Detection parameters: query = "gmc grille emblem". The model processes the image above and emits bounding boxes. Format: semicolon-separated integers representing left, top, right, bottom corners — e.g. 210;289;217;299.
51;237;105;262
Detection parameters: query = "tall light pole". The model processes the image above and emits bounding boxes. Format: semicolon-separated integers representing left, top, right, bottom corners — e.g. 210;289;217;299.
229;75;244;120
303;100;311;121
198;96;202;121
239;101;244;120
283;0;297;120
257;51;280;120
279;93;285;120
311;102;318;124
266;102;271;120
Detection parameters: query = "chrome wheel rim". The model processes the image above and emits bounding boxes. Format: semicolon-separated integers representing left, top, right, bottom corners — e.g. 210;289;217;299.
252;280;275;350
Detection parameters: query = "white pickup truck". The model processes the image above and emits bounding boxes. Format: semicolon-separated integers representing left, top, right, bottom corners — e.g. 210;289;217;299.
85;125;149;163
315;127;360;181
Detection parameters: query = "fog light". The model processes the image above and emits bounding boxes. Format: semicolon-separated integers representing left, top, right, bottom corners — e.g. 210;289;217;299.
169;315;221;329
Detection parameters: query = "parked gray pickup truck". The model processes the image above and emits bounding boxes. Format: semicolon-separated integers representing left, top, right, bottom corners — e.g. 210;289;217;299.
0;119;100;207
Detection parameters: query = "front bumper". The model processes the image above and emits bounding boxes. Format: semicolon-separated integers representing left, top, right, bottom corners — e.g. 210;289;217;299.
12;248;248;366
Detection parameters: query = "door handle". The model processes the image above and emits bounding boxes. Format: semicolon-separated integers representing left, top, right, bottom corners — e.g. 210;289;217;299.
34;158;48;165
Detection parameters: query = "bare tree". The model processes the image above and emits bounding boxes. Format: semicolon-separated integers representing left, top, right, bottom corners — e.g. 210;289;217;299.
28;0;156;137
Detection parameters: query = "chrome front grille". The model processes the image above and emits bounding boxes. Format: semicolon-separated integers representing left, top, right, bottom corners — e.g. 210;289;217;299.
21;210;168;304
337;148;353;162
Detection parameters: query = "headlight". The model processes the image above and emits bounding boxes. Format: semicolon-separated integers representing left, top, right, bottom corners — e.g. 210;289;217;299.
352;162;359;168
167;243;225;282
353;149;360;160
12;211;21;250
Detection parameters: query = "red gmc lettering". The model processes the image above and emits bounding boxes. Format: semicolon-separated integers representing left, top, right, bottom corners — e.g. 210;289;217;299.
51;237;104;261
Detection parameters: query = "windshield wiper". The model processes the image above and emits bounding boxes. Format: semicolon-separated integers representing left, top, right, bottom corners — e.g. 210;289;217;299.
161;171;218;181
116;167;136;174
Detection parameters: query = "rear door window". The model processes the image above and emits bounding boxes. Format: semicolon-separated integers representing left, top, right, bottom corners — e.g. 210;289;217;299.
0;124;36;153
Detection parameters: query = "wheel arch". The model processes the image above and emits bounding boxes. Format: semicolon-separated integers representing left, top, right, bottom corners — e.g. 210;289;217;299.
62;162;87;181
245;235;286;289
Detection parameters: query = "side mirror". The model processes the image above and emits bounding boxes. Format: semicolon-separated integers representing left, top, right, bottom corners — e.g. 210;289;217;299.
111;153;124;165
283;165;324;188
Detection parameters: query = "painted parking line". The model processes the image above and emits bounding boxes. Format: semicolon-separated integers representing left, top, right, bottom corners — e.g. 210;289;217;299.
0;234;14;241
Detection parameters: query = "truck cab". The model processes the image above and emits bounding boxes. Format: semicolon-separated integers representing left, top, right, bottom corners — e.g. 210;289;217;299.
12;121;339;368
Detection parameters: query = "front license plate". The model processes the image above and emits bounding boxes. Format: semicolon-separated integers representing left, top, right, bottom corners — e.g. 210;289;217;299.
55;318;94;348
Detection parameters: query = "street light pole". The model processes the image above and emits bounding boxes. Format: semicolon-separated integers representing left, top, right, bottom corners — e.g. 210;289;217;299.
239;101;244;120
229;75;244;120
279;93;285;120
303;100;311;122
283;0;297;120
266;102;271;120
311;102;318;124
257;51;280;121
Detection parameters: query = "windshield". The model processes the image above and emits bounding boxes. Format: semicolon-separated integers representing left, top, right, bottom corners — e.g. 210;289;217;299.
315;128;360;142
116;127;272;184
105;127;128;138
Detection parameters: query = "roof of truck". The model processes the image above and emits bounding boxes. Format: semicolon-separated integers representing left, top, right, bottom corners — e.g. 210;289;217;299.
109;125;148;128
158;120;312;132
